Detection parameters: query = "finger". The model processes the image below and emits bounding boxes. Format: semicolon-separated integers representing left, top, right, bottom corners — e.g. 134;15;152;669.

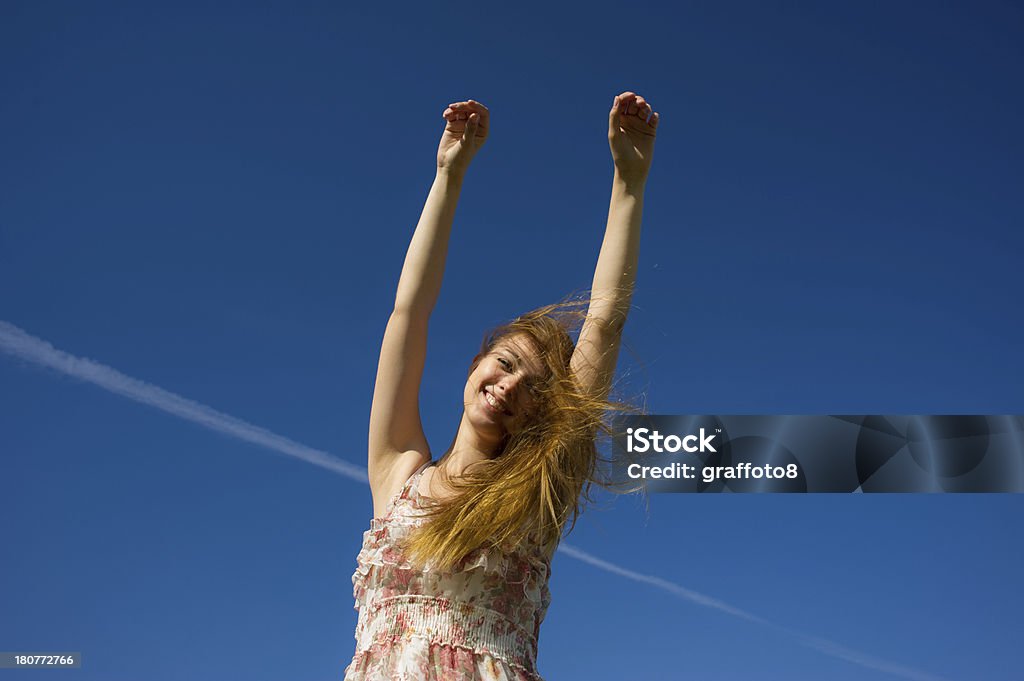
462;112;480;143
450;100;490;115
472;115;489;139
471;112;487;139
609;95;623;130
617;91;637;114
449;105;488;135
442;110;468;122
461;101;489;129
639;99;652;123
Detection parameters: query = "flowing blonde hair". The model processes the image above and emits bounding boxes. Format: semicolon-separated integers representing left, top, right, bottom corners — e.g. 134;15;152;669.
403;298;638;570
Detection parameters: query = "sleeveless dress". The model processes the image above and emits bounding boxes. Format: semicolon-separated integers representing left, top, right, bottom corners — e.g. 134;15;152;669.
343;460;553;681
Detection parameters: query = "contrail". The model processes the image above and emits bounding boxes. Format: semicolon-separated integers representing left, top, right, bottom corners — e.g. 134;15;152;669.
1;320;949;681
0;321;366;481
556;542;770;625
560;542;950;681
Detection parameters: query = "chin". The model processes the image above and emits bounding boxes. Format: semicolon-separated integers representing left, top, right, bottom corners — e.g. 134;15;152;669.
467;408;505;437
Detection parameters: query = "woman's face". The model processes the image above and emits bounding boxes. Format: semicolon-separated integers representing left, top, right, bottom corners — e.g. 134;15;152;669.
463;334;546;438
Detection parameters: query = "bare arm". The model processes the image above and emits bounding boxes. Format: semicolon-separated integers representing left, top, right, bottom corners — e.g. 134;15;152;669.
368;170;463;478
571;92;660;398
571;173;645;397
367;100;490;514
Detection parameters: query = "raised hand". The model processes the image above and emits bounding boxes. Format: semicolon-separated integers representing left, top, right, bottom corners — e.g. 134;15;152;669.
608;91;659;185
437;99;490;175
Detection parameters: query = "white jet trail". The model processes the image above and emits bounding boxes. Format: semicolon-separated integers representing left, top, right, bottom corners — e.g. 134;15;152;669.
560;543;949;681
556;543;770;625
0;319;950;681
0;321;366;481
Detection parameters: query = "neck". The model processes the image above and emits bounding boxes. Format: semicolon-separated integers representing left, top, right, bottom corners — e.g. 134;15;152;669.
441;412;504;476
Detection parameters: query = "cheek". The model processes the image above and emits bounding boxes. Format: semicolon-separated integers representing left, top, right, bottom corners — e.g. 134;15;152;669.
517;398;538;422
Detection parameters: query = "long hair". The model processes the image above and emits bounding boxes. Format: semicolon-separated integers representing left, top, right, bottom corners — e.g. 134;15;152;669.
403;297;637;570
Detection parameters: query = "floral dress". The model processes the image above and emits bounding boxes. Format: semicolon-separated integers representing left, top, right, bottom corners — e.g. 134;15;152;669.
344;460;553;681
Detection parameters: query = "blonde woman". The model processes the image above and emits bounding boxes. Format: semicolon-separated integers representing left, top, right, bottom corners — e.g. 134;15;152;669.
345;91;659;680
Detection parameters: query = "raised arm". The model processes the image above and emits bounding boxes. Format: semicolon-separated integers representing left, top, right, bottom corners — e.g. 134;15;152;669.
571;91;659;398
368;100;489;514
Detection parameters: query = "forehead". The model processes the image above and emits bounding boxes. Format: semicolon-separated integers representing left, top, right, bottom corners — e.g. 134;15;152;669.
493;336;545;377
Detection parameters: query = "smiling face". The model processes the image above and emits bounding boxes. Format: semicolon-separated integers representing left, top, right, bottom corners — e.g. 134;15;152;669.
463;333;548;440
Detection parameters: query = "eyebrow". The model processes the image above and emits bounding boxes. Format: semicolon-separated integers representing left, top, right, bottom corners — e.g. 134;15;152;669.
498;348;545;382
500;350;526;371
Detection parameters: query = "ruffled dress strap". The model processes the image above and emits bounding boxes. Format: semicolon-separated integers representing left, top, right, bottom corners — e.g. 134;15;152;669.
403;458;434;500
377;458;433;520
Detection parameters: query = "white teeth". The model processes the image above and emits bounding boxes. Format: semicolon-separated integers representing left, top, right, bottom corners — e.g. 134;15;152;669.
484;390;509;415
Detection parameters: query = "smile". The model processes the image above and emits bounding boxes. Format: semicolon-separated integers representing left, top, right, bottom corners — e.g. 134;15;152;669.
483;389;512;416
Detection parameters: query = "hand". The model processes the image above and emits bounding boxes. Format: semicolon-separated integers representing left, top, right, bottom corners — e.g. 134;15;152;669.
437;99;489;175
609;91;659;185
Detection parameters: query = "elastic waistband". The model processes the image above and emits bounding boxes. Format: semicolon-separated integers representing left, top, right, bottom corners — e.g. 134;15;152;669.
355;595;538;671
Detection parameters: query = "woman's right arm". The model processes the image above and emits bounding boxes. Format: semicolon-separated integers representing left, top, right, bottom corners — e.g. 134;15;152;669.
367;100;489;515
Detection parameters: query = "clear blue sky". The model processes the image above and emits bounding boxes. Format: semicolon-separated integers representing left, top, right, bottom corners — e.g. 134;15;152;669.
2;1;1022;680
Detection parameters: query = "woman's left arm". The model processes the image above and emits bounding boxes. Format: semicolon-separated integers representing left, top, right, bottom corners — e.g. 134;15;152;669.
571;91;660;398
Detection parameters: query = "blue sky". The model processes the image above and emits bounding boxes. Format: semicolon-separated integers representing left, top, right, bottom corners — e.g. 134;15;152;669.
1;1;1022;679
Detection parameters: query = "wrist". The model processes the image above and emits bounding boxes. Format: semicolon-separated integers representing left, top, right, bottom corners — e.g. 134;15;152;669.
613;170;647;195
436;166;467;185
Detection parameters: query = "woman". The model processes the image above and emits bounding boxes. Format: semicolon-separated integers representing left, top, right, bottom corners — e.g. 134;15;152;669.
345;91;659;680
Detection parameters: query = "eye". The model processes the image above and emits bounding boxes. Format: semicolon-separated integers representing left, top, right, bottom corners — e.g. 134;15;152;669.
497;357;512;370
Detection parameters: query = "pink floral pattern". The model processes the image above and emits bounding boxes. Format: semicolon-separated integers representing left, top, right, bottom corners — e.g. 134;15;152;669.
344;461;552;680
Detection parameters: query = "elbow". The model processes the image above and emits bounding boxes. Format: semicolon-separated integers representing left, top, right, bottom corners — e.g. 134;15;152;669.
603;314;628;336
588;309;629;336
391;298;433;322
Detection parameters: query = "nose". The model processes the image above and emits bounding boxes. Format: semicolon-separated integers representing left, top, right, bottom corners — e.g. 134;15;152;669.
494;373;522;397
